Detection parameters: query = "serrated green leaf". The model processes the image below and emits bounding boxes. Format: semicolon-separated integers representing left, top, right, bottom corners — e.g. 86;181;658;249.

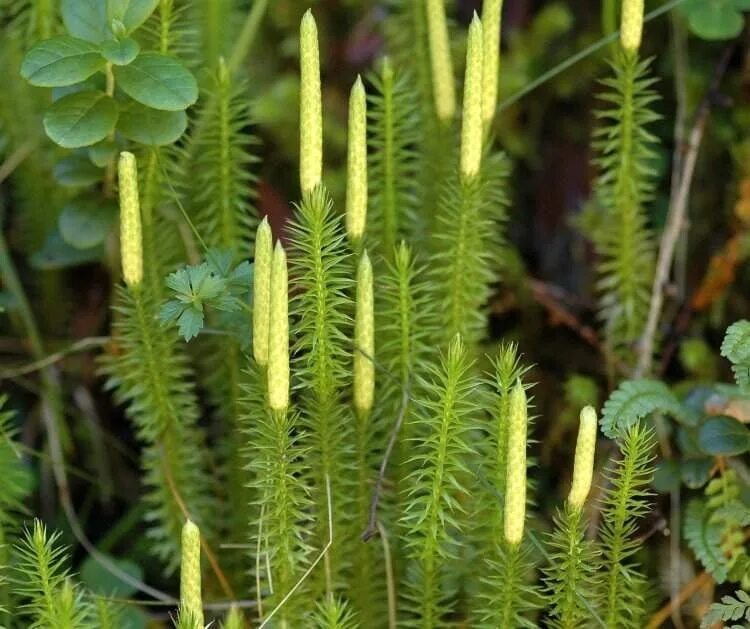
21;36;105;87
43;91;118;148
58;198;117;249
107;0;159;34
698;416;750;456
722;321;750;363
685;499;730;583
117;102;187;145
99;37;139;65
62;0;110;43
53;154;103;186
113;53;197;111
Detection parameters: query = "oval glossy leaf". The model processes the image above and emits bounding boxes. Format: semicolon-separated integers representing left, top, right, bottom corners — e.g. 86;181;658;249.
680;458;714;489
113;53;197;111
21;36;105;87
686;0;743;41
88;140;118;167
117;103;187;145
100;37;139;65
80;553;143;597
62;0;110;43
30;230;102;270
698;416;750;456
108;0;159;33
53;154;103;187
59;199;116;249
43;91;118;149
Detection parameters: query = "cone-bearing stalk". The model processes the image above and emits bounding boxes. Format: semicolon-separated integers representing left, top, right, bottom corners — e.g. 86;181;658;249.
354;250;374;414
460;14;484;182
253;217;273;366
180;520;203;627
503;379;527;545
118;152;143;288
345;76;368;242
620;0;643;53
567;406;598;510
267;241;289;412
299;10;322;194
425;0;455;122
481;0;503;128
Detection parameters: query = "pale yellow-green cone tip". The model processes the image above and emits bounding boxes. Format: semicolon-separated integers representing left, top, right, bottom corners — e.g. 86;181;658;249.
267;241;289;412
504;379;527;546
460;14;484;182
180;520;204;628
567;406;598;510
253;218;273;366
345;75;368;242
354;250;374;414
118;152;143;288
481;0;503;127
425;0;456;122
299;9;322;194
223;605;244;629
620;0;643;53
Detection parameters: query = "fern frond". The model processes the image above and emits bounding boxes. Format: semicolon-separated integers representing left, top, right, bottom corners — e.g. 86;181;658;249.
592;51;660;368
429;151;510;346
599;378;690;438
366;59;420;256
101;285;216;573
12;520;91;628
685;470;750;584
702;590;750;629
721;320;750;392
595;422;656;628
542;506;599;628
288;185;353;593
400;335;480;627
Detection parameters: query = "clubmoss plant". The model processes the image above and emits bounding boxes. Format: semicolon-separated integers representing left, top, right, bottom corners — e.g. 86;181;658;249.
253;217;273;366
268;241;290;413
300;9;323;195
424;0;455;123
481;0;503;131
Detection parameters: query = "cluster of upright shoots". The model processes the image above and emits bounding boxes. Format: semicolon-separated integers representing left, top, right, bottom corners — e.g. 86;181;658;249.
106;1;657;627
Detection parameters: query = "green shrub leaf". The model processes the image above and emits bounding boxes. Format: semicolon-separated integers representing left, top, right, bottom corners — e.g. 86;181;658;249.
62;0;110;43
58;198;117;249
117;102;187;145
113;53;197;111
99;37;139;65
21;36;105;87
698;416;750;456
107;0;159;34
43;91;118;148
682;0;745;41
53;154;103;186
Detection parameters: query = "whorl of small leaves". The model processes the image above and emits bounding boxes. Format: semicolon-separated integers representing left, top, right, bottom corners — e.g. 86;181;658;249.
12;521;90;627
702;590;750;629
596;423;656;628
101;285;215;572
599;378;687;438
478;542;539;629
313;596;359;629
429;151;510;346
367;59;421;255
592;51;659;366
542;506;599;628
721;320;750;392
188;61;259;256
400;335;480;627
